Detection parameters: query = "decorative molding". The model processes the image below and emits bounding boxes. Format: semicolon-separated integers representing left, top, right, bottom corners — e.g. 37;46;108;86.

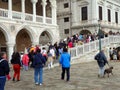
107;4;112;9
50;0;57;8
78;1;89;6
98;0;104;6
31;0;38;4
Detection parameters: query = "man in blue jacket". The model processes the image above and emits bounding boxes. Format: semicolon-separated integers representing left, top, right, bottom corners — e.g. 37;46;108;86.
95;50;108;77
0;52;10;90
59;48;71;81
33;49;46;86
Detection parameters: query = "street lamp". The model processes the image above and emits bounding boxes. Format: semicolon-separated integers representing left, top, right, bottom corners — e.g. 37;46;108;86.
97;20;104;52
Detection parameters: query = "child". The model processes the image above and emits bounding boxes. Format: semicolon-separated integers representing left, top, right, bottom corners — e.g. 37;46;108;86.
47;50;53;69
22;53;29;71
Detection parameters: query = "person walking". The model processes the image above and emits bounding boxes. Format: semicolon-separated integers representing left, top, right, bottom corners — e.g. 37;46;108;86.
33;49;46;86
47;50;54;69
95;50;108;78
22;52;29;71
11;52;21;81
59;48;71;82
0;52;10;90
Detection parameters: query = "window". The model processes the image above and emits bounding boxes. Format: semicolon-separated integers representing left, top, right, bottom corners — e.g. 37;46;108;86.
99;6;102;20
108;9;111;22
81;6;88;20
64;3;69;8
64;29;69;34
2;0;8;2
115;12;118;24
64;17;69;22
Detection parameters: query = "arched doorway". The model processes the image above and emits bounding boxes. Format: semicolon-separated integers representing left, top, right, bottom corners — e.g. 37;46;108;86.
16;29;32;52
80;30;91;35
39;31;52;45
0;29;7;52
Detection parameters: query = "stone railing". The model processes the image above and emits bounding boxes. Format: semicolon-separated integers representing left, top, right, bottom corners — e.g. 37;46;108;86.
69;35;120;60
0;8;52;24
0;8;8;18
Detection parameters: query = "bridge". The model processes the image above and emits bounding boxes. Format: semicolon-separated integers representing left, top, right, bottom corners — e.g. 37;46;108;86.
69;35;120;63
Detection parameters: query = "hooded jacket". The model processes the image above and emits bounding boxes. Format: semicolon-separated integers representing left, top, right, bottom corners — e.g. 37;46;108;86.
33;53;46;68
59;52;71;68
0;58;10;77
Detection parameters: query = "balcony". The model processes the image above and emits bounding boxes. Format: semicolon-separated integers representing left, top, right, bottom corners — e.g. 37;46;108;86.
0;8;52;24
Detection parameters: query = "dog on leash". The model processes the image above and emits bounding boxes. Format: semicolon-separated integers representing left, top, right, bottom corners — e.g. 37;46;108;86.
104;66;113;77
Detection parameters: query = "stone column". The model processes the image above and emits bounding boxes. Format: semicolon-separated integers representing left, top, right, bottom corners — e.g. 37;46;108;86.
31;0;38;22
50;0;57;25
72;0;78;25
7;43;15;63
42;0;47;23
8;0;12;19
92;0;98;23
21;0;25;20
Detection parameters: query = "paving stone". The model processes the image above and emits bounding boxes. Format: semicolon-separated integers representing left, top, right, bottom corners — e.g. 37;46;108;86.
5;61;120;90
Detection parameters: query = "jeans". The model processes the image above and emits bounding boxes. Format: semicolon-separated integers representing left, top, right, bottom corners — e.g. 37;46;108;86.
34;68;43;84
99;67;105;77
0;76;6;90
61;67;70;81
23;65;28;71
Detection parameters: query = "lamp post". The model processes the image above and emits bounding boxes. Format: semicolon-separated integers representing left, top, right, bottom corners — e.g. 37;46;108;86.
98;20;102;52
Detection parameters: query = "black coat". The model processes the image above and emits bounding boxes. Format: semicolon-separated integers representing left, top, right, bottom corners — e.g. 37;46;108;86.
0;58;10;76
95;51;108;67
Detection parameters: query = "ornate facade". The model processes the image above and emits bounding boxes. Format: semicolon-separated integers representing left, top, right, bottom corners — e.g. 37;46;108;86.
0;0;59;61
57;0;120;39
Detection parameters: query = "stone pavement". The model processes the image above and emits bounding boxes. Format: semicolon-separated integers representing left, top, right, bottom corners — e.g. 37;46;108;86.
5;61;120;90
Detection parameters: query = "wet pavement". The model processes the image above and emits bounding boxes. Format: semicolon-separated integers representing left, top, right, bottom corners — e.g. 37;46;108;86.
5;61;120;90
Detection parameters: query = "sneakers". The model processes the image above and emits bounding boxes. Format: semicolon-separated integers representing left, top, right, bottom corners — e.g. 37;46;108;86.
39;83;42;86
35;82;42;86
35;82;39;85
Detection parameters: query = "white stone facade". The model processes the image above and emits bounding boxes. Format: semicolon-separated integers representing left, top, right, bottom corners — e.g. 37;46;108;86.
57;0;120;39
0;0;59;61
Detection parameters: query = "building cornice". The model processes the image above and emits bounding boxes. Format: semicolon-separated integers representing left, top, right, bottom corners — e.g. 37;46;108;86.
71;23;120;30
57;11;71;17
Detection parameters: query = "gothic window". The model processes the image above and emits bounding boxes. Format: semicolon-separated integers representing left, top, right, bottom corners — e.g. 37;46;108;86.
99;6;102;20
108;9;111;22
81;6;88;20
115;12;118;24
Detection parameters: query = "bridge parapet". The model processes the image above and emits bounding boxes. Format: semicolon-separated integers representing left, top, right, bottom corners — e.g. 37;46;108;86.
69;35;120;60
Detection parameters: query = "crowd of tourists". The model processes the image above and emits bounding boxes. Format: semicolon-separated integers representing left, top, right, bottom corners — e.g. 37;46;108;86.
0;31;120;90
0;42;71;90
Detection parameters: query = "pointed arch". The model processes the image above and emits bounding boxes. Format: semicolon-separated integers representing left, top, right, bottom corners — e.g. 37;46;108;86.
0;23;9;42
16;25;35;42
39;29;53;45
